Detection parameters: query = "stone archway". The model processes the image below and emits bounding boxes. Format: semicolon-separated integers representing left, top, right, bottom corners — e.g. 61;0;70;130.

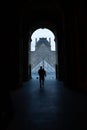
29;28;58;79
27;22;59;80
20;2;65;83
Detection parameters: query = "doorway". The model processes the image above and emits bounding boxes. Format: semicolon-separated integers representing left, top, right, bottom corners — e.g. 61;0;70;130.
28;28;58;80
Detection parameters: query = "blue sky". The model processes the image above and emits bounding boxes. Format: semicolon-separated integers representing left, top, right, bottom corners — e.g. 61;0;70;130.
31;28;55;51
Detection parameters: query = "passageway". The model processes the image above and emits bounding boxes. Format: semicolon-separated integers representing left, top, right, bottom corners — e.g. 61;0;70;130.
1;1;87;130
7;79;87;130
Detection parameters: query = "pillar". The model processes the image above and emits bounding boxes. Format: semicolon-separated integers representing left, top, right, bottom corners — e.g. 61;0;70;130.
28;64;32;79
55;64;58;79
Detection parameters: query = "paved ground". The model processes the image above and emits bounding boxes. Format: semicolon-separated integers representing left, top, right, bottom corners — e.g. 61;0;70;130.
7;79;87;130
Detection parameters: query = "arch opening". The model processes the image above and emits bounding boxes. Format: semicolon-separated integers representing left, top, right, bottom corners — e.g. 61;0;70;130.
31;28;55;51
28;28;58;80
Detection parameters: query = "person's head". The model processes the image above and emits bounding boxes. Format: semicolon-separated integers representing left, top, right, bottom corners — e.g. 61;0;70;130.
40;66;42;69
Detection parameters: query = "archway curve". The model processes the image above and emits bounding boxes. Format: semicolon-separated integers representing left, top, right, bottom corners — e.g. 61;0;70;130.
31;28;56;51
28;19;59;59
28;21;59;79
21;0;65;52
21;2;65;81
28;20;59;48
29;28;58;79
29;20;58;41
28;20;59;55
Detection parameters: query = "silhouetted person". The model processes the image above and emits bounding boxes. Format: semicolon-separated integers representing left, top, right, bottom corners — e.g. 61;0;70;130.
38;66;46;87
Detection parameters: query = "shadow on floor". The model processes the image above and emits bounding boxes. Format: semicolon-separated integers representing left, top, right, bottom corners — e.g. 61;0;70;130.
5;79;87;130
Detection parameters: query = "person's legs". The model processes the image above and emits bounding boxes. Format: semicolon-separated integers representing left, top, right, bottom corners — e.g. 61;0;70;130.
39;77;44;88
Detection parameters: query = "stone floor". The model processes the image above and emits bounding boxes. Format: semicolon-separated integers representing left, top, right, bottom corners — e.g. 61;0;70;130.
7;79;87;130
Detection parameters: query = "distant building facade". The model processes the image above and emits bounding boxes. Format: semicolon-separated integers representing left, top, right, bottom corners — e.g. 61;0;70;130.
29;37;56;79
